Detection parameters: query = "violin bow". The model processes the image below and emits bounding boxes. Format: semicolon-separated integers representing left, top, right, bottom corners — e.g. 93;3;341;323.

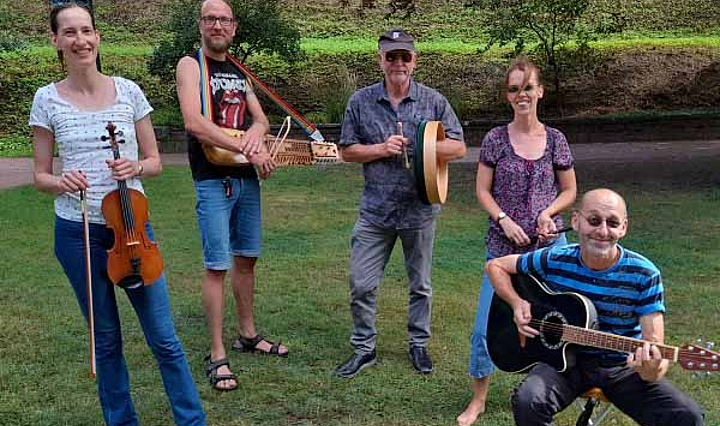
80;189;97;378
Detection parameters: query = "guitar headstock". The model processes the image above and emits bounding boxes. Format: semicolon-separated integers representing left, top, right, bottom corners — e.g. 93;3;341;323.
679;341;720;374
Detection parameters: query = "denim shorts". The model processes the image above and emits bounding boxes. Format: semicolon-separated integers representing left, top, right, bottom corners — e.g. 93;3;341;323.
194;177;262;270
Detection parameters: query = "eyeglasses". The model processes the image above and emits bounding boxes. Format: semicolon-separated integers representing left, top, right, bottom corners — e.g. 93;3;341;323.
200;16;235;27
576;211;624;229
507;84;537;94
384;51;413;63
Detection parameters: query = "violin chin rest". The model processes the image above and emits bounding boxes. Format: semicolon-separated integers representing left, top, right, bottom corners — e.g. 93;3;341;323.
118;275;144;290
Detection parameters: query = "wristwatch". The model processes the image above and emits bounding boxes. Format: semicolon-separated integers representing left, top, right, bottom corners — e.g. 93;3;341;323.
497;212;507;223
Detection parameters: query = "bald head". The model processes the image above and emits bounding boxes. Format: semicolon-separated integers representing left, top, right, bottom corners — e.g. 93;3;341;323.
579;188;627;218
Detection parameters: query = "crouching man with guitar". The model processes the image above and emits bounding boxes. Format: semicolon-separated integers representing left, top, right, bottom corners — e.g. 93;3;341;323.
486;188;705;426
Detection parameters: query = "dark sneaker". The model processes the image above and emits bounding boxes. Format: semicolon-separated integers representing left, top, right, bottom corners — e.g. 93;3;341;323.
409;346;433;374
334;351;377;378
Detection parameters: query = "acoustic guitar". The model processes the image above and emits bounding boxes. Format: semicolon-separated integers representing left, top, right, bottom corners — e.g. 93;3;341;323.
202;128;338;167
487;274;720;374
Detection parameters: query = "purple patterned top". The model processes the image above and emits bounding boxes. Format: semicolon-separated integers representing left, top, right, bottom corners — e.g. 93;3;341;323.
479;125;574;256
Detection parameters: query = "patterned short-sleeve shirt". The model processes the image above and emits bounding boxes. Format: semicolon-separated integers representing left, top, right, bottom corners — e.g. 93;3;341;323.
339;79;464;229
29;77;152;224
479;125;574;256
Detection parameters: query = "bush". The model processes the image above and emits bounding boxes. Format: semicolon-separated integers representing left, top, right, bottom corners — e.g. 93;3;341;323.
0;134;32;157
0;31;28;53
3;43;720;143
312;65;358;123
0;5;28;52
148;0;303;79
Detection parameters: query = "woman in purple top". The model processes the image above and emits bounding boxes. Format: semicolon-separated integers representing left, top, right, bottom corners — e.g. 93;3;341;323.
457;58;577;426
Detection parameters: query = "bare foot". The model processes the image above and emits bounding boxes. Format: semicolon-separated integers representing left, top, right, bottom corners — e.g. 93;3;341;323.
457;376;490;426
457;399;485;426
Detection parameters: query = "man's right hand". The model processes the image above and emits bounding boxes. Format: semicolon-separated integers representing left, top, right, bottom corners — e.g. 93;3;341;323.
379;135;408;157
512;298;539;338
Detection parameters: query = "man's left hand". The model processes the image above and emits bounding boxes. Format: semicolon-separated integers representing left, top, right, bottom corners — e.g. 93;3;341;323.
627;342;665;382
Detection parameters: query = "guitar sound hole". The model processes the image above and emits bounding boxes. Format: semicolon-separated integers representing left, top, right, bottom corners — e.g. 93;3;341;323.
539;311;567;350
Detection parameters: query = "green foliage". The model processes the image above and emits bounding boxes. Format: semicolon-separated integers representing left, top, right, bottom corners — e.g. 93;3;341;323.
148;0;303;78
0;134;32;157
233;0;304;62
147;0;200;77
590;0;720;33
0;6;28;52
0;50;63;142
310;65;359;123
0;31;29;53
471;0;620;60
464;0;628;114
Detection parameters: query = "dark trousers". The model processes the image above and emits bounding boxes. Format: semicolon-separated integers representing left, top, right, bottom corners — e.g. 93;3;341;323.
512;357;704;426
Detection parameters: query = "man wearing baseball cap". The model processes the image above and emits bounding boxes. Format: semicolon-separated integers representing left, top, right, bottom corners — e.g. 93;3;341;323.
334;28;466;378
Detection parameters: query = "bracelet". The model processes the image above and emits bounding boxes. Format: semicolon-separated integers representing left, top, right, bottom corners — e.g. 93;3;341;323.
136;162;144;177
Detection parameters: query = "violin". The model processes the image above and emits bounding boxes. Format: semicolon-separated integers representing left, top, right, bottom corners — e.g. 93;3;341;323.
101;122;163;289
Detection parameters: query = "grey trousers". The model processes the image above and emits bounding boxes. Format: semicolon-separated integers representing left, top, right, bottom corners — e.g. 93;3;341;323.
348;217;436;354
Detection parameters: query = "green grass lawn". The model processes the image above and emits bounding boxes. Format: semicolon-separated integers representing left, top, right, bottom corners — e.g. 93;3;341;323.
1;164;718;425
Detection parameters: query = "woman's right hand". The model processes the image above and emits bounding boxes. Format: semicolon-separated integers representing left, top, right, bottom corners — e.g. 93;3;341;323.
57;170;90;194
500;217;531;246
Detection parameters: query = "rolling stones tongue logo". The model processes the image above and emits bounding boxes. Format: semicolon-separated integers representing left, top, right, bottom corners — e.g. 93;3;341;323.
218;89;246;129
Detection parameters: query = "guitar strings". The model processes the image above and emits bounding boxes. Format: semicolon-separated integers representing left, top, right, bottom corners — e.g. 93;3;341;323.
524;319;718;363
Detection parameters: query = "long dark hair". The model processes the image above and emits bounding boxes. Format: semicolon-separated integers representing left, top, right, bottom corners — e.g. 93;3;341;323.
50;1;96;69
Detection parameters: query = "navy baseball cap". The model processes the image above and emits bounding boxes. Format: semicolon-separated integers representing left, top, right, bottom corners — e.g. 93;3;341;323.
378;28;415;53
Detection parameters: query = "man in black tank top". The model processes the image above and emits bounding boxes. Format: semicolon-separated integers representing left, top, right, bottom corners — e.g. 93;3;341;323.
176;0;288;393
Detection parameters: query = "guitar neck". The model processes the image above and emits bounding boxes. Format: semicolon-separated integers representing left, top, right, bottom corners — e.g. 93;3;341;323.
562;325;679;362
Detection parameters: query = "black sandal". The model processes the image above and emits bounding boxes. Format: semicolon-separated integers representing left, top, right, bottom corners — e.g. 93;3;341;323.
204;355;238;392
232;334;289;357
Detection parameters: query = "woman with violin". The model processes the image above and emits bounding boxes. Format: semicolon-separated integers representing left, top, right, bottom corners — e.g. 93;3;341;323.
30;3;205;425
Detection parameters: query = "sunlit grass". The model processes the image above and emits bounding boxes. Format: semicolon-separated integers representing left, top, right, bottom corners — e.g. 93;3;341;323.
1;165;718;426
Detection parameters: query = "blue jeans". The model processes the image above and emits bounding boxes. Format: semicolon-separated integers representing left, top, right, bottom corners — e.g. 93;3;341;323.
54;216;206;426
468;235;567;378
194;177;262;270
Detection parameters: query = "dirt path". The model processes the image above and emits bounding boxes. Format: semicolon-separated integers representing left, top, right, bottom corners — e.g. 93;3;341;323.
2;140;720;190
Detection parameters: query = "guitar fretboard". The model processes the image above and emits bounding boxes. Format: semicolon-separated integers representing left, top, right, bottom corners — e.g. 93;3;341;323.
561;325;678;362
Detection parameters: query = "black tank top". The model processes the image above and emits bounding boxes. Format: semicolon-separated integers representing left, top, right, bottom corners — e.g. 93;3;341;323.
187;52;257;181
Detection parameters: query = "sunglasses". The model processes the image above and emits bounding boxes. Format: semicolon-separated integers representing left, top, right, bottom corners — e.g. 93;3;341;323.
577;211;624;229
385;51;413;63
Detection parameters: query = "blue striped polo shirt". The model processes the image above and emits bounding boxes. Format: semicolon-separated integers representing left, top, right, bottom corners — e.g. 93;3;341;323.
517;243;665;363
